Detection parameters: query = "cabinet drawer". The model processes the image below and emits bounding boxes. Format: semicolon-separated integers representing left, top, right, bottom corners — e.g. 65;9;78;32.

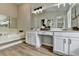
53;36;65;53
54;36;67;39
69;32;79;38
26;32;36;46
54;32;69;37
54;32;79;38
38;31;53;36
69;38;79;55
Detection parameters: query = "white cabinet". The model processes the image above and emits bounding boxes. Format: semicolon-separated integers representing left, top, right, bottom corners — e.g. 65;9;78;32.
26;32;36;46
26;31;53;48
54;36;69;55
25;33;30;44
54;36;65;53
69;38;79;56
30;32;36;46
38;31;53;36
54;32;79;56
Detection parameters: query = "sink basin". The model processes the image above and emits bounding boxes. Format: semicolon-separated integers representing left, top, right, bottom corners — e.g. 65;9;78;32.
50;28;63;31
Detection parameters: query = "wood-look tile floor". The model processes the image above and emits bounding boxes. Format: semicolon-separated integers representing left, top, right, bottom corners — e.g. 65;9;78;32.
0;43;57;56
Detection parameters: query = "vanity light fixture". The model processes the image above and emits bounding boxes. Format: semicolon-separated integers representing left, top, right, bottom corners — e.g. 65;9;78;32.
39;7;43;13
32;6;43;15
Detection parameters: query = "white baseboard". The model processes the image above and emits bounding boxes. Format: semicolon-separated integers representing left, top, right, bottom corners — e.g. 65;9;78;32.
42;43;53;47
0;40;24;50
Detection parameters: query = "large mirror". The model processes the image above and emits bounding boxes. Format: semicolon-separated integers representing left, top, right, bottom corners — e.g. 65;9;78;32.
32;3;70;30
0;15;17;29
71;4;79;30
0;15;9;28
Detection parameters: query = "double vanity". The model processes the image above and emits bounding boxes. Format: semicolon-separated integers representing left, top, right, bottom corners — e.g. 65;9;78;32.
26;30;79;56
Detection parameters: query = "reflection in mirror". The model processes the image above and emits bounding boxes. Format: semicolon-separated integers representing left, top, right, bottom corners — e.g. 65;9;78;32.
56;16;64;28
9;17;17;28
0;15;17;29
40;16;64;30
32;3;70;30
0;15;9;28
71;4;79;30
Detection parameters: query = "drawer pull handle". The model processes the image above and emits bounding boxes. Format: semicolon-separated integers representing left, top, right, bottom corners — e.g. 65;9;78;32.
64;39;66;43
69;39;71;44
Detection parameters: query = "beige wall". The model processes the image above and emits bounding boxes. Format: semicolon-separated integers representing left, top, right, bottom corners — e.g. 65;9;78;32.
17;4;32;32
0;4;18;29
0;3;18;18
0;3;32;31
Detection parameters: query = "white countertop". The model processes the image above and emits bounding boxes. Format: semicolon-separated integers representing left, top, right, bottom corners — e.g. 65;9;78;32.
37;29;79;33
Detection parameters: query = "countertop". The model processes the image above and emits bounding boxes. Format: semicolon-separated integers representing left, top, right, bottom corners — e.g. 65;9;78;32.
37;30;79;32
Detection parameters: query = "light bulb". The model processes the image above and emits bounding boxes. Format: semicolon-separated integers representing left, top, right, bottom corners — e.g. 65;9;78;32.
58;3;60;8
37;10;39;14
63;3;65;7
40;9;42;13
69;3;71;5
34;11;37;15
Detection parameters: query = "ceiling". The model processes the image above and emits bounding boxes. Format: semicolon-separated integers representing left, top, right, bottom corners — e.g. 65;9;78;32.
45;3;70;12
15;3;70;12
32;3;70;13
15;3;23;5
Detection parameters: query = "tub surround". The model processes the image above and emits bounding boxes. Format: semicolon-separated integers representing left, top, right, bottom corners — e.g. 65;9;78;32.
0;28;25;50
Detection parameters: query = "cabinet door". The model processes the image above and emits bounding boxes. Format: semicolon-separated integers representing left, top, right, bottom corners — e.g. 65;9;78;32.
69;38;79;56
25;33;31;44
54;36;65;53
30;32;36;46
26;32;36;46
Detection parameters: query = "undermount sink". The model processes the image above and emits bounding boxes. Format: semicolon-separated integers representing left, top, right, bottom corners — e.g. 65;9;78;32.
50;28;63;31
38;31;53;36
